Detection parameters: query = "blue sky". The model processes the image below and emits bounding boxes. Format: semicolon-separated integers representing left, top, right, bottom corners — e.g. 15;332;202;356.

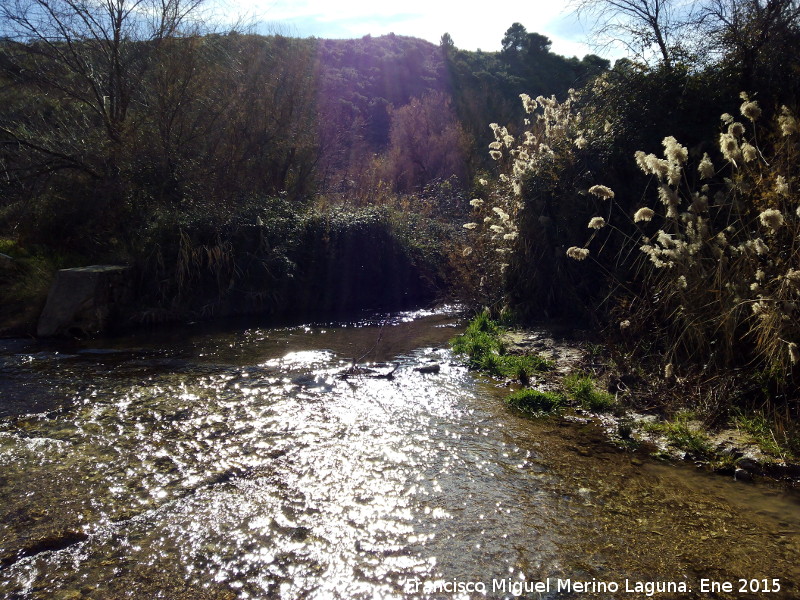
214;0;608;59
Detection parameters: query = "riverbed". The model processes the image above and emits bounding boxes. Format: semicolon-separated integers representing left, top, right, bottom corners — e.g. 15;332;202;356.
0;308;798;599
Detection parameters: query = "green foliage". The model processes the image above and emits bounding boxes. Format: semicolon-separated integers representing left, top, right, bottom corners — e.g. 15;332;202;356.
450;330;500;361
0;242;59;333
667;422;713;458
129;195;303;318
473;72;800;437
498;354;553;380
563;373;615;412
732;411;787;459
467;310;501;335
286;204;450;316
450;312;552;379
0;239;23;257
506;389;565;414
450;313;503;364
709;452;739;473
644;412;713;458
477;352;552;380
129;199;451;320
1;32;321;251
585;343;604;359
0;16;609;326
444;27;609;176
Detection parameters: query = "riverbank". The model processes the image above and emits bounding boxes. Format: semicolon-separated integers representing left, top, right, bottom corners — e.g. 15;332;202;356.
0;201;461;339
450;314;800;487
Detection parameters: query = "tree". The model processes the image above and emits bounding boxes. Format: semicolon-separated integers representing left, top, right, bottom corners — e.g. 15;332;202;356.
385;92;469;192
440;32;455;51
501;23;529;57
694;0;800;97
0;0;204;179
572;0;693;68
527;32;553;54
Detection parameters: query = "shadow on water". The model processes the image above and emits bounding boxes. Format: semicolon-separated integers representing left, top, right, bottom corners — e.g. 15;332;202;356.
0;307;798;599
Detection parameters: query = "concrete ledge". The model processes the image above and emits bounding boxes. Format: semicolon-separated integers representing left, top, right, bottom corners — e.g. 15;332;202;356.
37;265;130;337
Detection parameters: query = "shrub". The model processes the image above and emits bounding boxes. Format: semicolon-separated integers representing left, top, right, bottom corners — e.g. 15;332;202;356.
609;97;800;375
0;241;60;333
476;88;800;380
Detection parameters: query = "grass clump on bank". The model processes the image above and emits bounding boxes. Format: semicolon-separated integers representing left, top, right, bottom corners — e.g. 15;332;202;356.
563;372;615;412
644;412;713;458
450;312;551;381
506;389;565;414
450;311;501;356
732;411;797;461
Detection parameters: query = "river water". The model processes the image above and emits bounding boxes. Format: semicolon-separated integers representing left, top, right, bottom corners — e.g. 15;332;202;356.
0;308;798;599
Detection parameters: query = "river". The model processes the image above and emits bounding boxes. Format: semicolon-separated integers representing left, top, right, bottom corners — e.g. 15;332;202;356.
0;308;798;599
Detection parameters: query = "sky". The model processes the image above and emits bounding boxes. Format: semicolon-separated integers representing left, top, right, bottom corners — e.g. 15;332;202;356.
214;0;608;60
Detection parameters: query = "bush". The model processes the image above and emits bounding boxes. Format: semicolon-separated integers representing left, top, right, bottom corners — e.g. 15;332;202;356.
472;87;800;384
130;196;303;320
285;204;446;316
0;240;59;333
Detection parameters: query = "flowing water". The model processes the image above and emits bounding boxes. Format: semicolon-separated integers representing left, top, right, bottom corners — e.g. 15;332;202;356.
0;308;798;599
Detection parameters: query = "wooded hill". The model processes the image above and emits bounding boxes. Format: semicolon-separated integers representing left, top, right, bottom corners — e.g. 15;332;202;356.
0;24;608;246
0;15;607;326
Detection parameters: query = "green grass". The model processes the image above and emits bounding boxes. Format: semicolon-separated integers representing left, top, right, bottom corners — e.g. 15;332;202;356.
643;411;713;458
450;312;552;381
563;373;615;412
506;389;565;414
497;354;552;379
732;411;785;459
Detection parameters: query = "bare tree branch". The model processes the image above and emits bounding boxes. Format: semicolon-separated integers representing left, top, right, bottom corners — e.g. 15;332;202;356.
570;0;696;67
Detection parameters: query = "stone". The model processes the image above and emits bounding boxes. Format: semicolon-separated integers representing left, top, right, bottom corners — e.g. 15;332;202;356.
735;457;760;473
37;265;130;337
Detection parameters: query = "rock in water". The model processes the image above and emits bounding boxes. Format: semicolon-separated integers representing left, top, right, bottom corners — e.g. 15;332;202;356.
37;265;130;337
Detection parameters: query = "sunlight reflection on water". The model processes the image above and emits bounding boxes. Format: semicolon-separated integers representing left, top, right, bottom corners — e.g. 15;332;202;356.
0;309;799;599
